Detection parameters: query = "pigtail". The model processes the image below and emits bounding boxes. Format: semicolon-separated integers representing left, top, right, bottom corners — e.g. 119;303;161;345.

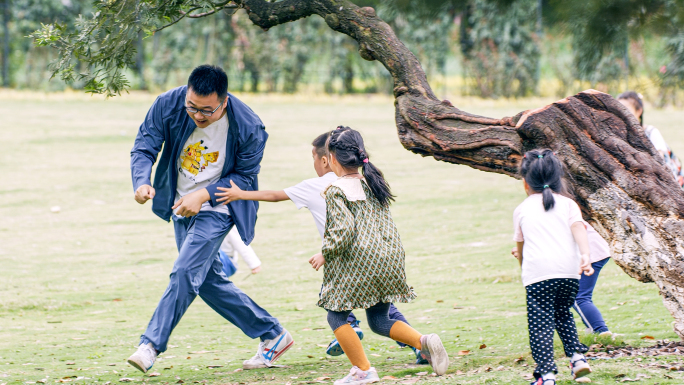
542;185;555;211
358;149;394;206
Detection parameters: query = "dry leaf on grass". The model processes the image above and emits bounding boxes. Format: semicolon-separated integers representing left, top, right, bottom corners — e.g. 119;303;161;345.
415;371;428;376
315;377;331;381
575;378;591;383
119;378;135;383
458;350;471;355
148;372;161;377
640;335;655;340
479;344;487;349
381;376;398;380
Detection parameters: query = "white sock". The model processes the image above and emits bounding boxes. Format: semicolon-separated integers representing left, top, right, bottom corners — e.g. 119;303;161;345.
571;352;585;363
541;372;556;381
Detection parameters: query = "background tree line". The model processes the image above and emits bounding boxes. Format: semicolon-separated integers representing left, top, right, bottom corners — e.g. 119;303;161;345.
5;0;684;103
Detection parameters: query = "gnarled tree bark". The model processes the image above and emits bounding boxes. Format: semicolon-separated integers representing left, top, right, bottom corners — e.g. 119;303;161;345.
237;0;684;338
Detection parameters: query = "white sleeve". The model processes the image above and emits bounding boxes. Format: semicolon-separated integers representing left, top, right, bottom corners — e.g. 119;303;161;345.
226;227;261;269
513;206;524;242
649;127;670;155
284;180;312;210
568;200;583;226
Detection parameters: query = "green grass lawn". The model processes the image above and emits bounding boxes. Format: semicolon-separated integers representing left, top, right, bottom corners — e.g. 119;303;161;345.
1;91;684;385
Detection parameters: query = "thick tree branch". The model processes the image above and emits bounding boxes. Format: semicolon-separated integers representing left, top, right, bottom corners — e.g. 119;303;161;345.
231;0;684;339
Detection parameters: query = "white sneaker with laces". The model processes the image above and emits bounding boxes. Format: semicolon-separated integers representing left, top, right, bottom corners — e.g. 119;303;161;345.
334;366;379;385
243;329;294;369
127;342;157;373
419;334;449;376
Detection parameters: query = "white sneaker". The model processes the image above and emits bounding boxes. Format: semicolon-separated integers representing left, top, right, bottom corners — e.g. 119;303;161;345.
243;329;294;369
127;342;157;373
334;366;379;385
570;355;592;379
419;334;449;376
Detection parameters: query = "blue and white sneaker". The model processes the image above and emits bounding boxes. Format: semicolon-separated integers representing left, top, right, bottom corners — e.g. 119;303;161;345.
411;346;429;365
326;321;364;356
243;329;294;369
127;342;157;373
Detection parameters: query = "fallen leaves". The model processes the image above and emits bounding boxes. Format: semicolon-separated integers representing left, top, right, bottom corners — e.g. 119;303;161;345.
148;372;161;377
479;344;487;349
575;377;591;383
206;365;223;369
458;350;471;355
119;378;135;383
586;339;684;359
640;335;655;340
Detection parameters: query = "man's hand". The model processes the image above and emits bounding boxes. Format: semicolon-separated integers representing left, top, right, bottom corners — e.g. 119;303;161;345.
580;254;594;276
309;252;325;271
251;266;262;274
173;188;210;217
135;185;156;204
511;246;519;259
216;180;243;204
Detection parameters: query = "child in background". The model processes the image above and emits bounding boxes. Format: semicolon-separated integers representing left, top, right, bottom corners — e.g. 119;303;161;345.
308;126;448;384
617;91;684;187
513;149;595;384
218;227;262;277
216;131;426;364
573;222;612;335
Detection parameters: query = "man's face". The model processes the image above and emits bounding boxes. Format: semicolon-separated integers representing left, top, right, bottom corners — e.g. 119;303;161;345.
185;88;228;128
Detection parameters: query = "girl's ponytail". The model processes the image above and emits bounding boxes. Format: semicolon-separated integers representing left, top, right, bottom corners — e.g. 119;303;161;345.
520;149;565;211
328;126;395;206
542;184;555;211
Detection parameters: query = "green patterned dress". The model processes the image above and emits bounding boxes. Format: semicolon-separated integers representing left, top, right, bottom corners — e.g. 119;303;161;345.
317;178;416;311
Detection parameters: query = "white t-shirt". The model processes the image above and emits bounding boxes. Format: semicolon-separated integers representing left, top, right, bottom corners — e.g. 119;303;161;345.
585;221;610;263
175;114;229;215
645;125;669;155
513;193;583;286
283;172;337;240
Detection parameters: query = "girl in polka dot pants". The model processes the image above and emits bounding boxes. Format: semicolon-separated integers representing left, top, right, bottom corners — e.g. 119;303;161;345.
512;149;596;384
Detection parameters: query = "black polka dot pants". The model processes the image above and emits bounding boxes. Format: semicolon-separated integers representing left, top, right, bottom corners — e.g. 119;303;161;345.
526;278;588;377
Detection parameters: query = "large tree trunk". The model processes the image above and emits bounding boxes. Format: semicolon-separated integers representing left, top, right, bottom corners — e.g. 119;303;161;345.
238;0;684;338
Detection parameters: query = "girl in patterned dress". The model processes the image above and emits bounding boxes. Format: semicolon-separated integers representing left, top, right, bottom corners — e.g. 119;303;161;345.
513;149;596;385
308;127;449;384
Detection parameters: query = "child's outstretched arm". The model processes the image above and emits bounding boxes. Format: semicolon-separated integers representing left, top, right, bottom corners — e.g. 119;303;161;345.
570;221;595;276
216;179;289;204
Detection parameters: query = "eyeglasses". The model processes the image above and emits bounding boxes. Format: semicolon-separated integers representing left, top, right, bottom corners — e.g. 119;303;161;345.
185;98;225;117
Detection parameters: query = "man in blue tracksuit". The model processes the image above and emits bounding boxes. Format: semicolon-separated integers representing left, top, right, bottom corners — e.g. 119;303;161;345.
126;65;293;373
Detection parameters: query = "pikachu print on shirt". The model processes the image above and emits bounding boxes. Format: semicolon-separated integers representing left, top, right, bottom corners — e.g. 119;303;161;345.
175;114;230;215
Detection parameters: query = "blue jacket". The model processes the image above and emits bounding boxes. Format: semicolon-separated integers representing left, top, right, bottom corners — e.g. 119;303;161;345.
130;85;268;245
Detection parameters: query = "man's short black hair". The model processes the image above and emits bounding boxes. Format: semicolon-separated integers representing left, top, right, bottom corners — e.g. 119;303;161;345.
312;132;331;157
188;65;228;100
